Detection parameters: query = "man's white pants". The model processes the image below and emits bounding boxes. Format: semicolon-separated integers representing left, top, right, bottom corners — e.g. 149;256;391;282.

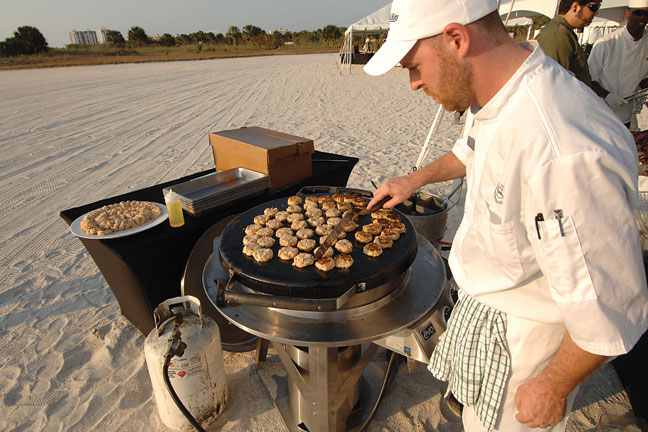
462;314;579;431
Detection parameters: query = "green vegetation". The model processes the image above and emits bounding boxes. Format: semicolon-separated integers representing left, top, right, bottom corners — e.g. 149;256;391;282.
0;24;346;70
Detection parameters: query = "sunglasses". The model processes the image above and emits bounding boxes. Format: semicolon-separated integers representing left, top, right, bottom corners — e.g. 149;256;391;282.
631;9;648;16
585;3;601;12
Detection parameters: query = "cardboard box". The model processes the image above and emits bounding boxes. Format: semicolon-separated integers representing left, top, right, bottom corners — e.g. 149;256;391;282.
209;126;315;191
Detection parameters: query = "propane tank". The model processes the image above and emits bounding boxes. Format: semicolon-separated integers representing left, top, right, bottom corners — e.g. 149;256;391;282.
144;295;227;431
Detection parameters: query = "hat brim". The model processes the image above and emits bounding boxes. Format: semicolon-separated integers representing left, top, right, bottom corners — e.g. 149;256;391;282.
363;39;417;76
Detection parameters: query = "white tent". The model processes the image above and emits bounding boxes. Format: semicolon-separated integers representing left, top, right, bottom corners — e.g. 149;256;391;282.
579;17;621;45
339;3;392;73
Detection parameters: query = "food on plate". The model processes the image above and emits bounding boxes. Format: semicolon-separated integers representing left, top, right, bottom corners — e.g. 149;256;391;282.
327;217;342;227
313;245;334;258
352;197;368;207
374;236;393;249
278;246;300;260
342;220;359;232
293;252;315;268
385;213;401;222
287;213;304;223
325;208;341;218
373;218;392;227
355;231;373;243
305;196;319;204
266;219;283;230
354;207;371;216
362;224;382;235
305;207;323;218
297;238;316;252
291;220;309;231
315;224;333;236
243;234;259;245
245;223;263;235
252;247;274;263
317;195;332;204
264;207;279;218
279;235;299;247
381;229;400;241
337;202;352;211
335;239;353;254
315;257;335;271
343;194;356;203
257;227;274;237
80;200;162;235
371;208;391;219
296;228;314;239
257;236;276;248
253;214;268;225
335;254;354;269
286;205;302;214
321;201;337;211
243;243;262;256
363;243;383;257
287;196;303;206
275;227;294;238
388;222;407;233
307;216;326;227
275;210;289;222
332;193;345;203
304;200;319;210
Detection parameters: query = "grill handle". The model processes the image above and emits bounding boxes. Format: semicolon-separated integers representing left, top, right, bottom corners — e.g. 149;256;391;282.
216;273;358;312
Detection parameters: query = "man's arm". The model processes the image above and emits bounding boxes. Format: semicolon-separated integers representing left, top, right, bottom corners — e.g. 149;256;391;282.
367;151;466;209
514;332;609;428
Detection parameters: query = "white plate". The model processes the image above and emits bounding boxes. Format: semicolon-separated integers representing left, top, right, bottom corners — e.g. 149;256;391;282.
70;202;168;240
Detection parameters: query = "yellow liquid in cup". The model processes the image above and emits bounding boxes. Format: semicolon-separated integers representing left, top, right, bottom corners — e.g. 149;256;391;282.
167;200;185;227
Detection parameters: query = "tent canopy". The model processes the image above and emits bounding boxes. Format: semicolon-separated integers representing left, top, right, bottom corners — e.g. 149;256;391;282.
344;3;392;35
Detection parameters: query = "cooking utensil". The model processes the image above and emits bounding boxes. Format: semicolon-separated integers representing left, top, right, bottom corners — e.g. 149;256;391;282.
314;195;391;260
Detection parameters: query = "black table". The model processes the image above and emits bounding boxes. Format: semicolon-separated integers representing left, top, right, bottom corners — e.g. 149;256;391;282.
60;151;358;336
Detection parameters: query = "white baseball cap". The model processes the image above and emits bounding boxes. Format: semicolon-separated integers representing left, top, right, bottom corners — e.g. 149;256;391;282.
629;0;648;8
364;0;498;76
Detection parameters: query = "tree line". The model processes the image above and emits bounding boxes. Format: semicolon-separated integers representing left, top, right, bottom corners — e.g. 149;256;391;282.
0;24;345;56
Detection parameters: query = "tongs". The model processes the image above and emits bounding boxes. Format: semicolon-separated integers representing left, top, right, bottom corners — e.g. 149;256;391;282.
314;195;391;259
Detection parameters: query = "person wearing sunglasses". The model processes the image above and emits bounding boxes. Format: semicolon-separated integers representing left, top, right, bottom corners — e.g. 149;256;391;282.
588;0;648;128
536;0;601;86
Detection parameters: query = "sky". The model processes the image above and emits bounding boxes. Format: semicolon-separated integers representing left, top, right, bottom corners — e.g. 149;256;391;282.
0;0;390;48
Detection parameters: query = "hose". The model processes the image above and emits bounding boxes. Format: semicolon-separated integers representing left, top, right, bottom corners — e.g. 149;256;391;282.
162;325;206;432
358;350;401;432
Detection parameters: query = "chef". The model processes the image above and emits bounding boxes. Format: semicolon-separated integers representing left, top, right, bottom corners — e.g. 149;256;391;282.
588;0;648;128
364;0;648;431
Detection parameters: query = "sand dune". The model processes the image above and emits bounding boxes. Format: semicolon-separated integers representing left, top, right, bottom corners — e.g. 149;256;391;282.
0;53;642;431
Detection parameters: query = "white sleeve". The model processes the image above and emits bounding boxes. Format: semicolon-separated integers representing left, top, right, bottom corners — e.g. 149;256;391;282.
587;41;606;83
451;137;473;165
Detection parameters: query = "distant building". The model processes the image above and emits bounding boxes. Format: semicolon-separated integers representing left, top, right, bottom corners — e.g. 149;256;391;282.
270;27;291;35
69;29;99;45
97;27;109;44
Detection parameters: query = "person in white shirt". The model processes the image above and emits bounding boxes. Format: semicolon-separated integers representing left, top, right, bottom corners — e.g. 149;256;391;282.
588;0;648;127
364;0;648;430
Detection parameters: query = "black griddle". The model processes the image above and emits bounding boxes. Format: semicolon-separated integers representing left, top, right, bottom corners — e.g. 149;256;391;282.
218;194;418;299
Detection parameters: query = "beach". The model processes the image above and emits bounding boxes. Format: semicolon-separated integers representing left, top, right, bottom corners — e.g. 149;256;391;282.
0;53;645;431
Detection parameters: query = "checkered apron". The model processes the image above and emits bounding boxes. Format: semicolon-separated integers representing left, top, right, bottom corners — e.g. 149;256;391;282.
428;291;510;431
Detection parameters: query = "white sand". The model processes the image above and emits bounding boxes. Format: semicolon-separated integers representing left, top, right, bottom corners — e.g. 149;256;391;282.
0;54;643;431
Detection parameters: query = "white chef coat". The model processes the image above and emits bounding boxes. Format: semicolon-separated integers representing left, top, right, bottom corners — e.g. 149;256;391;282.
449;40;648;357
588;27;648;124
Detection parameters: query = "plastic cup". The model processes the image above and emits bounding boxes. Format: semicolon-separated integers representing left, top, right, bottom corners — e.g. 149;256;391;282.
164;190;185;228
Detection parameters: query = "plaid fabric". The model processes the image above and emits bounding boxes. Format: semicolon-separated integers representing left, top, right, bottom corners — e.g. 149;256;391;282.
428;291;510;431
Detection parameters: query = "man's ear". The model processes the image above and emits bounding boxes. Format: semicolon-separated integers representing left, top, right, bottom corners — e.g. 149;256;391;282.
441;23;471;58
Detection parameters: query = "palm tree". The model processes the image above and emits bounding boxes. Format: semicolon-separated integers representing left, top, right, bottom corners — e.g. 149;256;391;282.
226;26;241;45
128;26;148;47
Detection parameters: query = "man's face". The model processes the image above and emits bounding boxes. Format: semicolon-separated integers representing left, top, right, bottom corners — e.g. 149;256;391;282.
626;8;648;35
400;37;475;112
572;1;601;29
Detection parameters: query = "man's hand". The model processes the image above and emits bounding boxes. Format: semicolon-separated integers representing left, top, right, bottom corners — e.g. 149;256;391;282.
367;175;418;209
604;92;628;109
514;375;567;428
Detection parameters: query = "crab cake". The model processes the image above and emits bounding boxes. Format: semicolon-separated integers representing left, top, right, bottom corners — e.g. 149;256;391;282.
335;254;354;269
315;257;335;272
278;246;299;260
315;224;334;236
253;214;268;225
362;224;382;235
304;201;319;210
307;216;326;228
327;217;342;227
305;196;320;205
279;234;299;247
286;205;302;214
305;207;323;218
341;220;359;232
343;194;356;203
266;219;283;230
355;231;373;243
321;201;337;211
257;236;276;248
252;247;274;262
337;202;352;211
287;213;305;223
373;217;391;228
354;207;371;216
317;195;332;204
363;243;383;257
287;196;303;206
297;238;316;252
257;227;274;237
243;243;262;256
296;228;314;239
352;197;369;207
291;220;309;231
388;222;407;233
276;227;294;238
293;252;315;268
325;208;341;218
371;208;391;220
332;193;345;203
385;213;401;223
275;210;289;222
374;236;393;249
243;234;260;245
381;229;400;241
264;207;279;218
313;245;334;258
335;239;353;254
245;223;263;235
